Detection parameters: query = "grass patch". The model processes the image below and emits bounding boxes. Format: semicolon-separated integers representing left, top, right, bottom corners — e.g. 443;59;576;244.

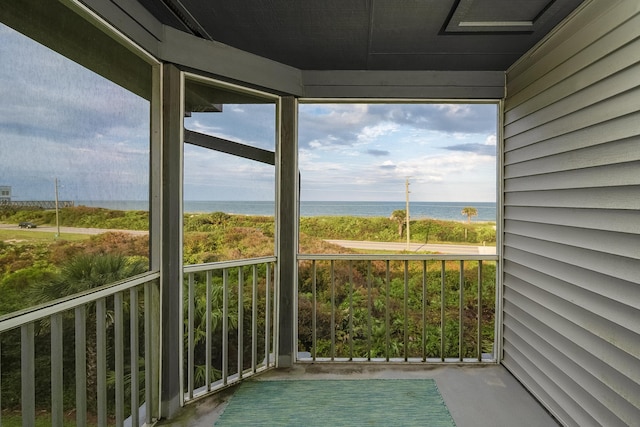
0;229;91;243
0;412;98;427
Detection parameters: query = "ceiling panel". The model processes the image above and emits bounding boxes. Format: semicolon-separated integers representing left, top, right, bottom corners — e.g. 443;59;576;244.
136;0;585;71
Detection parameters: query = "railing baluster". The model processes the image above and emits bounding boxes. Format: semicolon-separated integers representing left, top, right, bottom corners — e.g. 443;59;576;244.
422;260;427;362
130;287;140;427
440;261;445;362
51;313;63;427
252;265;258;373
272;262;278;365
367;261;372;361
173;258;277;400
187;273;195;399
404;260;409;361
312;260;317;361
144;281;155;425
330;260;335;361
265;263;271;367
206;271;212;391
477;261;483;362
222;268;229;385
349;260;354;361
21;323;35;427
75;306;87;427
238;267;244;379
0;275;159;426
385;260;390;361
294;255;494;368
96;298;107;427
115;293;124;426
0;338;2;427
459;261;464;362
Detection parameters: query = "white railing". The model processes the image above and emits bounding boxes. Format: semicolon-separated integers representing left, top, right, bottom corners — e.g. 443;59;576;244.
0;271;160;427
297;254;498;363
183;256;277;402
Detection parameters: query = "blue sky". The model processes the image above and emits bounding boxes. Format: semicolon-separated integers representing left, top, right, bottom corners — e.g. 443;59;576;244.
1;23;497;204
297;103;496;202
0;24;150;202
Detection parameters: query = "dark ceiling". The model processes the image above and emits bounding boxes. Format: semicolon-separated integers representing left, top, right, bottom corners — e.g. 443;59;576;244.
137;0;585;71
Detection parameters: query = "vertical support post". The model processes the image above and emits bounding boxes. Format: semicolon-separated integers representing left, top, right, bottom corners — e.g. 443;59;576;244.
147;61;163;425
145;281;160;426
496;99;505;363
160;63;184;419
276;96;298;367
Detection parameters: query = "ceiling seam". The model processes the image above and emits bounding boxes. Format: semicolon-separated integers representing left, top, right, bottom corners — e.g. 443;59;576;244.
160;0;213;40
366;0;375;69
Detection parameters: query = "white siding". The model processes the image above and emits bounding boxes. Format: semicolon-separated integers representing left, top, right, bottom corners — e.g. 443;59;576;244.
503;1;640;426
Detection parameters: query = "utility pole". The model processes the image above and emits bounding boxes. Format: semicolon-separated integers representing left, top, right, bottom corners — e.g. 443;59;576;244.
54;177;60;238
405;178;410;250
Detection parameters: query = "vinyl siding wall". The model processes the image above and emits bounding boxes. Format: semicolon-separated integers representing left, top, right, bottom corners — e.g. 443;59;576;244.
502;1;640;426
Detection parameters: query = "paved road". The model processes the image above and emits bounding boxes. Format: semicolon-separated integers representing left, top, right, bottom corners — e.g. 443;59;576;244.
325;239;496;255
0;224;148;236
2;224;494;254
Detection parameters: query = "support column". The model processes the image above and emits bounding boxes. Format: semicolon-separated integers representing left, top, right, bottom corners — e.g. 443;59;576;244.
276;96;299;367
147;63;162;423
160;63;183;418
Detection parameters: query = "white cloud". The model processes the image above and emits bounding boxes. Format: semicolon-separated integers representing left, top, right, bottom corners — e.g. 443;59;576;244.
356;122;398;144
435;104;472;116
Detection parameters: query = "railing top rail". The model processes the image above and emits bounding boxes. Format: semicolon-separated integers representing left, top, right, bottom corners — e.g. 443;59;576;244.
297;253;498;262
0;271;160;333
184;256;277;273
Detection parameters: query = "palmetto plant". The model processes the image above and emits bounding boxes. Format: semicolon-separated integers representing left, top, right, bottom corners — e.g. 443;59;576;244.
30;253;148;410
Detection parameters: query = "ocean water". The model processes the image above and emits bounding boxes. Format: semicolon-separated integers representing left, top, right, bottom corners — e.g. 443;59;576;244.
77;200;496;222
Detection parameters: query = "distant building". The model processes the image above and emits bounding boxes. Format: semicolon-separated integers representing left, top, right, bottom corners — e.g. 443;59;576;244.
0;186;10;202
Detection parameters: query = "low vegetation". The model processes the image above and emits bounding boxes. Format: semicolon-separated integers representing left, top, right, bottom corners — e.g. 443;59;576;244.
0;205;149;230
0;206;496;315
0;206;496;416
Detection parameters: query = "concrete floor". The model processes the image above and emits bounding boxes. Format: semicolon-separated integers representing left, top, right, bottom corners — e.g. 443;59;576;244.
157;363;559;427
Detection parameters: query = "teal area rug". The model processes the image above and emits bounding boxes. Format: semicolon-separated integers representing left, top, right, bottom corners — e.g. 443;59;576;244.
214;379;456;426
